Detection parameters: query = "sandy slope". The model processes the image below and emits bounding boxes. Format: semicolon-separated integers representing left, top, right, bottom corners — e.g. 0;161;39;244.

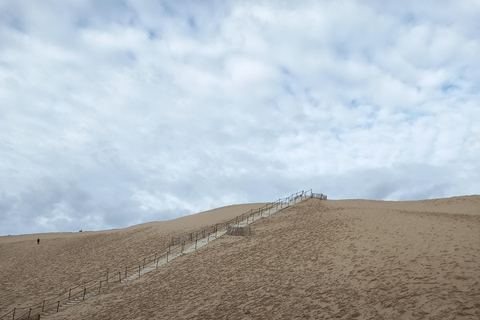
2;196;480;319
0;203;267;317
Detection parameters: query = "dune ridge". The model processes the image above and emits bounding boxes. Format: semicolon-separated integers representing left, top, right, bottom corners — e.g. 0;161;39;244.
0;202;263;317
2;194;479;319
1;190;312;319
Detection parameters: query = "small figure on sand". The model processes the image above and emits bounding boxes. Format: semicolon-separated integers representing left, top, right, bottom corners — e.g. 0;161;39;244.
37;238;40;245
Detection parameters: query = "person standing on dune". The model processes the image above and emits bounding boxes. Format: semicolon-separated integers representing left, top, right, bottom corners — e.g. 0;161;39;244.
37;238;40;245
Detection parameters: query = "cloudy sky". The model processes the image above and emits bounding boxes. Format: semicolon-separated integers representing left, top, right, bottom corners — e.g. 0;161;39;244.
1;0;479;235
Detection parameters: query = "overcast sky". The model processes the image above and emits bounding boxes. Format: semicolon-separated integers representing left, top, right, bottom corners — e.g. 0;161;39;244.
1;0;479;235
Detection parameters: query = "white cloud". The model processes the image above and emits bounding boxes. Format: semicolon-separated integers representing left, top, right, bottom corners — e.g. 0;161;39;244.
0;0;479;235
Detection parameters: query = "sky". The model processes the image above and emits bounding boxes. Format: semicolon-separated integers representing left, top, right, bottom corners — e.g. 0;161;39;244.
1;0;479;235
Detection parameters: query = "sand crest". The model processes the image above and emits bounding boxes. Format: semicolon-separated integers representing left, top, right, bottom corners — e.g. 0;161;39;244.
2;196;479;319
0;203;267;318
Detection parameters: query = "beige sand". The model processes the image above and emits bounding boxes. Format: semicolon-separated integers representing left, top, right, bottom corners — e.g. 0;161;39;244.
0;203;267;318
2;196;479;319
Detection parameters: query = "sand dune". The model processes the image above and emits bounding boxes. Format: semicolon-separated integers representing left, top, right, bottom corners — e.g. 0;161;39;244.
2;196;479;319
0;203;267;317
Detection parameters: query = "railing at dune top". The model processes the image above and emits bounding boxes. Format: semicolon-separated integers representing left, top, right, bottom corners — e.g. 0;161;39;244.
1;189;327;320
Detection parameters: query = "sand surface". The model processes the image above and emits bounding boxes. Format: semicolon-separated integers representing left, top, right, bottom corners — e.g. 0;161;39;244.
0;203;267;318
2;196;479;319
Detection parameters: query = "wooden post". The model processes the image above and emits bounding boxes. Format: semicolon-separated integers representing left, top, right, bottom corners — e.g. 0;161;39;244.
195;234;198;249
42;300;45;312
167;244;171;262
99;281;102;293
106;270;109;284
154;253;157;267
12;308;15;320
207;232;210;243
125;266;128;279
119;271;121;283
138;266;141;278
57;301;60;312
166;251;169;262
215;225;218;238
190;233;193;241
143;258;146;269
156;257;159;268
38;314;40;320
181;241;185;253
83;282;86;300
28;308;31;319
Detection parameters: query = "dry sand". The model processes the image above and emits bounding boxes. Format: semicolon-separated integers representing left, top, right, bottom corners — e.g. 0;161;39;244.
0;203;267;317
2;196;479;319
